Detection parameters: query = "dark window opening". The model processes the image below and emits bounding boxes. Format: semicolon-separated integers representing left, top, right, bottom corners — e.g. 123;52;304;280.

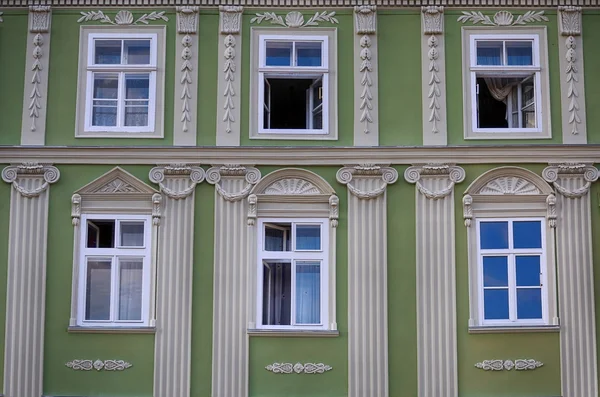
87;220;115;248
263;77;322;130
262;262;291;325
477;77;508;129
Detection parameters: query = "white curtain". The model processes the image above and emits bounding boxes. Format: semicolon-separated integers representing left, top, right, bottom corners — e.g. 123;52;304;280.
295;263;320;324
118;259;143;321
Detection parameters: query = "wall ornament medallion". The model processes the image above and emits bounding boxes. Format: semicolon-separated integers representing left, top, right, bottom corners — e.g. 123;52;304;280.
265;362;332;374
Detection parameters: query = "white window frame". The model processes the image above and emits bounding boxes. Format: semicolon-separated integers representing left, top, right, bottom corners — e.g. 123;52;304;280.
77;214;152;327
75;26;166;138
256;218;329;330
250;28;338;140
476;217;548;327
462;27;551;140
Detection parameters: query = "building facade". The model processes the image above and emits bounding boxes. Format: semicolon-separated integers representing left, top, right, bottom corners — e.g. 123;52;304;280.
0;1;599;397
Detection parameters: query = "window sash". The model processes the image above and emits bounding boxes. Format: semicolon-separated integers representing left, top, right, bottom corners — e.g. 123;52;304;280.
259;35;329;70
470;34;540;68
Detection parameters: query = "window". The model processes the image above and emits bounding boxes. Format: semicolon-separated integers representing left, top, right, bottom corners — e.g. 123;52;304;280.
250;29;337;140
462;28;551;139
257;219;328;330
477;218;547;325
76;27;165;138
78;214;152;327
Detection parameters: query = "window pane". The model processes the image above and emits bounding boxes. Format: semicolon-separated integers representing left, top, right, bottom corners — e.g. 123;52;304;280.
265;41;292;66
124;106;149;127
507;41;533;66
480;221;508;249
120;221;144;247
265;224;290;251
513;221;542;248
265;78;314;129
476;41;502;66
516;256;541;286
92;106;117;127
124;40;151;65
484;289;509;320
517;288;542;319
483;256;508;287
86;220;115;248
85;259;112;320
521;77;536;128
95;40;121;64
262;262;291;325
296;42;322;66
118;259;143;321
93;74;118;99
125;74;149;99
296;225;321;250
296;262;321;324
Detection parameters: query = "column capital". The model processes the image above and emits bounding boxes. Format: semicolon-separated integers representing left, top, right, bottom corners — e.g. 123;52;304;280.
336;164;398;199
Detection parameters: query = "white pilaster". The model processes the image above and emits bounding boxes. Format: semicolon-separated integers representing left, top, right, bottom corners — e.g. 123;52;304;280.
216;6;243;146
558;7;587;144
404;164;465;397
2;163;59;397
353;6;378;146
206;165;260;397
421;7;447;145
543;163;598;397
149;164;205;397
336;164;398;397
174;7;199;146
21;6;51;145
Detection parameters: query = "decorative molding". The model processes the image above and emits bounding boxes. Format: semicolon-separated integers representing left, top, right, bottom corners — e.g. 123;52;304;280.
65;359;132;371
222;34;236;134
542;163;598;198
71;194;81;226
422;7;446;145
336;164;398;199
458;10;548;26
558;6;581;36
220;6;243;34
174;8;198;146
329;195;339;228
425;35;441;134
1;163;59;198
404;164;464;200
75;166;158;196
357;36;373;135
264;178;320;195
474;359;543;371
149;164;205;199
176;6;198;34
480;176;542;195
206;165;261;201
463;195;473;227
250;11;338;28
28;31;43;132
247;193;257;225
265;362;332;374
355;6;376;34
564;35;581;135
180;35;193;133
422;6;443;34
77;10;168;25
30;6;51;33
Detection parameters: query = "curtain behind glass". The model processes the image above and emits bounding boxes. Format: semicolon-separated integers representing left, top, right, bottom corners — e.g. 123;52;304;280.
295;262;320;324
118;259;143;321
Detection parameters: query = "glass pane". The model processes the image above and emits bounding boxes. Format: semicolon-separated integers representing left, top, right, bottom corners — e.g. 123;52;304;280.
125;74;149;99
513;221;542;248
516;256;541;286
480;221;509;249
476;41;502;66
296;262;321;324
85;259;112;320
120;221;144;247
521;77;536;128
124;40;151;65
312;79;323;108
124;106;149;127
262;262;291;325
118;259;143;321
92;106;117;127
296;42;322;66
86;220;115;248
483;256;508;287
265;41;292;66
93;74;118;99
507;41;533;66
95;39;121;64
484;289;509;320
296;225;321;250
312;109;323;130
265;224;290;251
517;288;542;319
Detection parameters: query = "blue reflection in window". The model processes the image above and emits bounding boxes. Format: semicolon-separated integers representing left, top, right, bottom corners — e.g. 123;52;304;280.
480;221;508;249
516;256;540;286
297;49;321;66
483;256;508;287
506;42;533;66
484;289;509;320
265;44;292;66
517;288;542;319
296;225;320;250
513;221;541;248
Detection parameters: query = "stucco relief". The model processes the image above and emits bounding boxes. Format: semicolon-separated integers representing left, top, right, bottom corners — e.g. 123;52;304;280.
265;362;332;374
355;6;376;136
458;10;548;26
251;11;338;27
206;165;261;201
542;163;599;198
404;164;465;200
66;359;132;371
559;7;582;136
337;164;398;199
77;10;168;25
2;163;59;198
149;164;205;199
475;359;543;371
220;6;243;34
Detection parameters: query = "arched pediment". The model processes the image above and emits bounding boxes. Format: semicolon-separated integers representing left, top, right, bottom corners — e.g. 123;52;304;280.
251;168;336;196
464;166;553;196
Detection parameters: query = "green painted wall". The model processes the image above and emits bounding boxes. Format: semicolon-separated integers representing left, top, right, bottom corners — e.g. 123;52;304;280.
582;12;600;143
0;12;27;145
455;164;561;397
44;165;155;396
196;12;219;146
0;165;10;390
445;11;563;145
239;11;354;147
378;11;423;146
45;11;176;146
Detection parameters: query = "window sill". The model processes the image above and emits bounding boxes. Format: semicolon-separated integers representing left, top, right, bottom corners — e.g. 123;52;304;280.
465;131;551;140
250;133;337;141
67;326;156;334
247;329;339;338
76;132;163;139
469;325;560;334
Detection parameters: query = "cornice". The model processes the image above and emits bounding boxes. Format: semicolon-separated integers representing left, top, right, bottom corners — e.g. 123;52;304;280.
1;0;598;8
2;145;600;165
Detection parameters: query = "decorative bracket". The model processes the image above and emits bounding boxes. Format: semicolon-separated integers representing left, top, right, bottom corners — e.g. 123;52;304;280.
404;164;465;200
149;164;205;200
152;193;162;225
542;163;599;199
71;194;81;226
206;165;261;202
336;164;398;199
2;163;60;198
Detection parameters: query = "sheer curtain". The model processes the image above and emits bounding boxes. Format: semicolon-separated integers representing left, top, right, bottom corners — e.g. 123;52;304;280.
118;259;143;321
296;262;320;324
